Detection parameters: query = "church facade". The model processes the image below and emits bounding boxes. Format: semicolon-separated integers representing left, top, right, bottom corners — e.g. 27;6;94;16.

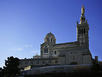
19;6;92;69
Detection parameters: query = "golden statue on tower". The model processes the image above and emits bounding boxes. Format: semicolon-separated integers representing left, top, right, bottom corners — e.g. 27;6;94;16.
81;5;85;15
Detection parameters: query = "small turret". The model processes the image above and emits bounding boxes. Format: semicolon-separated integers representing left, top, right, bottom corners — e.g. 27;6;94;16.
44;32;56;45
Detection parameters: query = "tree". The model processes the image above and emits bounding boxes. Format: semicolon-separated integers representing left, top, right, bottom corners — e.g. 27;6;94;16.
0;67;2;77
3;56;20;77
0;67;2;70
91;59;100;72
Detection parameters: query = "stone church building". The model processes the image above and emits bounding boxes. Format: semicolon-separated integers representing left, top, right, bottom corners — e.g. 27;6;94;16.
19;6;92;69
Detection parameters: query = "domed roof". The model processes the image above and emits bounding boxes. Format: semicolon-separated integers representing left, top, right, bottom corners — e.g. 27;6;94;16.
45;32;55;38
44;32;56;42
45;32;55;39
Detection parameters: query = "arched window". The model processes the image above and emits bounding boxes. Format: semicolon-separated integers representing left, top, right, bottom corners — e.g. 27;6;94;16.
44;46;48;53
82;29;83;34
84;28;85;34
54;51;56;55
36;60;39;64
51;38;52;42
47;38;49;42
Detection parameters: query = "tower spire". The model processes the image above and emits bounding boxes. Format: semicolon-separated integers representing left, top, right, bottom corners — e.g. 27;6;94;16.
77;6;89;48
80;5;86;24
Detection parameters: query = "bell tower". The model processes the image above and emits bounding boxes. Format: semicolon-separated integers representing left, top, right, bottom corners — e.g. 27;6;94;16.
40;32;56;58
77;6;89;48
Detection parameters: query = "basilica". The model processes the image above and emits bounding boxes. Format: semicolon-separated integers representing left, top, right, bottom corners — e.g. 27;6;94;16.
19;6;93;69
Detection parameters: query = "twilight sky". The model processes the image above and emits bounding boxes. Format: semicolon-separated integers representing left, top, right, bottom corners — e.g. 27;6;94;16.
0;0;102;67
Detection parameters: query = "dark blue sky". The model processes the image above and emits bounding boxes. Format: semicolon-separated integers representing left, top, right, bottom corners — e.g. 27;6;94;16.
0;0;102;67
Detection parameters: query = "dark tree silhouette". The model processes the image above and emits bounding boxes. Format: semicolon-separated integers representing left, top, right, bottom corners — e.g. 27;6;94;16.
91;59;100;72
0;67;2;70
0;67;2;77
3;56;20;77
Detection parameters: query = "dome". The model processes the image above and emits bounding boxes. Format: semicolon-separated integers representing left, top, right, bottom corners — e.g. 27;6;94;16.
45;32;55;39
44;32;56;44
